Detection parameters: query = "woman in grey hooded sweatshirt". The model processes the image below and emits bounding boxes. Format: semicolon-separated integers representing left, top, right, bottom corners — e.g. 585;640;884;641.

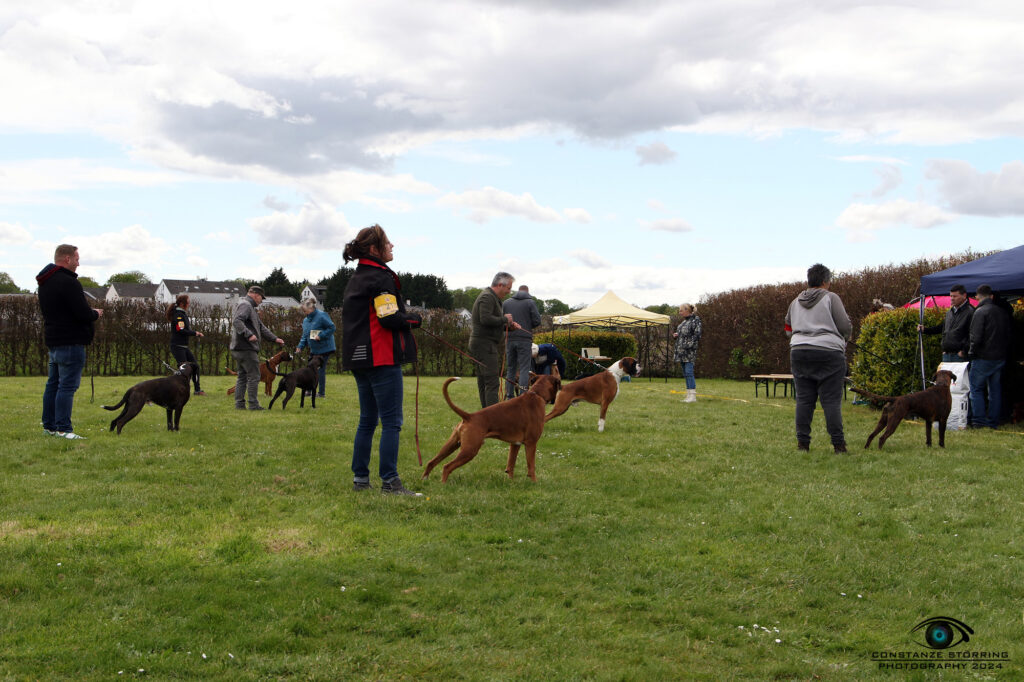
785;264;852;453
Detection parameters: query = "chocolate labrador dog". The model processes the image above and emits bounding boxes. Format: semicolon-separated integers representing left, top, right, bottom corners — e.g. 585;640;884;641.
268;355;324;410
103;362;198;434
852;369;957;449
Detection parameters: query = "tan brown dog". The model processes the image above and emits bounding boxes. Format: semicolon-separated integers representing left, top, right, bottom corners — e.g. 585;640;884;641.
422;372;562;483
852;370;957;449
226;350;292;396
544;357;641;432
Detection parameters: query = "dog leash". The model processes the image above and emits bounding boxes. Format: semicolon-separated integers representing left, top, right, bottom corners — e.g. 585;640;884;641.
412;326;528;394
109;317;178;373
549;342;608;372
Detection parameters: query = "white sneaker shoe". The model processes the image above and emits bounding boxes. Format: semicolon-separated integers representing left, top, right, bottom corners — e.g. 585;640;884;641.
56;431;86;440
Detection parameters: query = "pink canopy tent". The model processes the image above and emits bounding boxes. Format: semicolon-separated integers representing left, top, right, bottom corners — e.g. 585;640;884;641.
903;295;978;309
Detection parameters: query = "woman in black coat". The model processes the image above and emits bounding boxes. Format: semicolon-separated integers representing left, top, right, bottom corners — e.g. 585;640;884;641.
167;294;205;395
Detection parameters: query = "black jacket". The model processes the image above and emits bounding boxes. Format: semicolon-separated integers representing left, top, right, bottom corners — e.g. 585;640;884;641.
923;303;974;354
169;307;198;346
969;298;1012;361
341;258;420;370
36;264;98;348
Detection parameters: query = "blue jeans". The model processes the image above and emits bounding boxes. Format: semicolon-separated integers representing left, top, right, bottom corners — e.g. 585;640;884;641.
941;352;964;363
969;358;1004;428
314;351;334;396
352;365;404;483
679;361;696;390
42;345;86;433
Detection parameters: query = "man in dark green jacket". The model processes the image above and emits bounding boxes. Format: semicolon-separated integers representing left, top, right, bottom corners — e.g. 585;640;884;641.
469;272;520;407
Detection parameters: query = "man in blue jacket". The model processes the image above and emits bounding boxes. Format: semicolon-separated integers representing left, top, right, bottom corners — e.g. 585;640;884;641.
296;298;337;398
37;244;104;439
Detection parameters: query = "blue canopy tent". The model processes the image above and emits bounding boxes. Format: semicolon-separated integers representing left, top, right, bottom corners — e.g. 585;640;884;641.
920;244;1024;296
915;244;1024;387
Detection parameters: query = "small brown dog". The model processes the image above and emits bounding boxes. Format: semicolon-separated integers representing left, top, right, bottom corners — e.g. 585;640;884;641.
544;357;640;432
852;370;957;449
422;371;562;483
226;350;292;396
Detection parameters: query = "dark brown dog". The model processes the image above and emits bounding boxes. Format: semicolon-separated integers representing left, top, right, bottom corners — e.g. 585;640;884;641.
226;350;292;396
103;362;197;434
422;372;561;482
267;355;324;409
544;357;641;432
852;370;957;449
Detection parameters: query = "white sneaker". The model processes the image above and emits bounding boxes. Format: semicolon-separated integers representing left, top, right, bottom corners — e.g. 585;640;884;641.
43;429;57;436
56;431;86;440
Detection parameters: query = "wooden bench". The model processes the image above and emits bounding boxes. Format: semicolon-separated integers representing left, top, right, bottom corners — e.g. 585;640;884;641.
751;374;851;400
751;374;795;398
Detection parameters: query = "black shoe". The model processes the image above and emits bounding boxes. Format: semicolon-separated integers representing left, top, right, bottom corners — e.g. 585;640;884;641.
381;477;423;497
797;441;810;452
353;481;372;491
194;390;206;396
248;405;265;411
833;442;848;454
235;405;247;410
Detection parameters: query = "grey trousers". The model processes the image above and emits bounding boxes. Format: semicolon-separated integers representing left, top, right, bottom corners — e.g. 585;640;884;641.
791;347;847;446
505;337;533;399
231;350;262;408
469;337;500;408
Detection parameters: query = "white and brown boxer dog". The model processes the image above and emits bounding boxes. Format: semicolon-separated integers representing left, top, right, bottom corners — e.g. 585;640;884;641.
544;357;641;432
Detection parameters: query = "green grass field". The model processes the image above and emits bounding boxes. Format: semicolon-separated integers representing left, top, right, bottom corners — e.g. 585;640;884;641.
2;373;1023;680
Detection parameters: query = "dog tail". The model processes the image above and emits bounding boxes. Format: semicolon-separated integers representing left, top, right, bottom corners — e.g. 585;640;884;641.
102;391;130;411
850;387;897;404
442;377;472;421
225;367;237;375
268;362;289;377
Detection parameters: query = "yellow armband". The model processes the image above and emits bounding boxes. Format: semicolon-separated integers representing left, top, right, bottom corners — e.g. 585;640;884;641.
374;293;399;318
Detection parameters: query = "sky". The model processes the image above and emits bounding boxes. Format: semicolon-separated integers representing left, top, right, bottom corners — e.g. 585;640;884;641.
2;1;1023;308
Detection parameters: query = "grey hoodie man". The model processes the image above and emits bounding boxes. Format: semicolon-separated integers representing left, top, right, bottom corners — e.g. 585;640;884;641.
502;286;542;398
785;264;852;453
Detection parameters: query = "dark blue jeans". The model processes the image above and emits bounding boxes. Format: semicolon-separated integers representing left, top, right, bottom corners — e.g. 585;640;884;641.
352;365;404;483
791;348;847;446
314;351;334;396
679;361;696;390
42;345;86;433
969;358;1004;428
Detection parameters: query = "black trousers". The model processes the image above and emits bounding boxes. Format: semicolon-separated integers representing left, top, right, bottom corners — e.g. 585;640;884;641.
170;344;202;392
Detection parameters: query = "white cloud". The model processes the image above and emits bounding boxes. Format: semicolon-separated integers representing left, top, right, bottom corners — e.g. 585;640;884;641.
645;218;693;233
926;160;1024;216
0;222;32;245
835;155;909;165
7;1;1024;181
438;187;564;223
248;204;354;248
563;208;592;223
834;199;957;241
263;195;292;212
0;159;186;204
636;141;677;165
569;249;611;268
871;164;903;198
67;225;173;279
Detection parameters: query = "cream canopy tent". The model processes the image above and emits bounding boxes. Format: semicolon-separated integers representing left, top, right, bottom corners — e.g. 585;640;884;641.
552;291;671;381
553;291;671;327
